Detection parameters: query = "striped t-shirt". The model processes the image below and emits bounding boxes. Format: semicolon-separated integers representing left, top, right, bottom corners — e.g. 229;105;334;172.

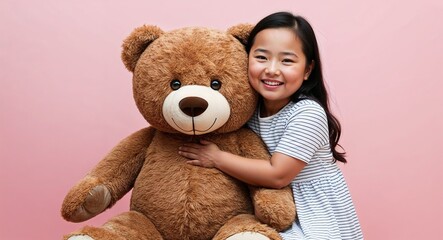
247;99;363;240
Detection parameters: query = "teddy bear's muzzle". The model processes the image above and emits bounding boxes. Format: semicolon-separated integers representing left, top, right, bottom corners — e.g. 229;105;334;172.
162;85;231;135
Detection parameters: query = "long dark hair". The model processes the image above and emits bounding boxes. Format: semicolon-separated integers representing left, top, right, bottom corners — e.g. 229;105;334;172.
246;11;347;163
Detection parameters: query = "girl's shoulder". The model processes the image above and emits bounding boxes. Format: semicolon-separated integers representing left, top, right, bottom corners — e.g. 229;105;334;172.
286;99;326;115
281;99;328;127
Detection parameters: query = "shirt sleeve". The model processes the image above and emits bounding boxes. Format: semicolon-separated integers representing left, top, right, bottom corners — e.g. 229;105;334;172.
275;102;329;164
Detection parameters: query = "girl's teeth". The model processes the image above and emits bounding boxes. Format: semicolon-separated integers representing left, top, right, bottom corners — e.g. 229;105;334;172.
264;81;282;86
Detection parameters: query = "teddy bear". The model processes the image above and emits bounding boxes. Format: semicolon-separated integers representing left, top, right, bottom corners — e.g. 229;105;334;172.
61;23;296;240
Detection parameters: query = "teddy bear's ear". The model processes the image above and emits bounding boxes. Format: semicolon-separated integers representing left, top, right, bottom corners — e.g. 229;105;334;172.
121;25;164;72
227;23;254;46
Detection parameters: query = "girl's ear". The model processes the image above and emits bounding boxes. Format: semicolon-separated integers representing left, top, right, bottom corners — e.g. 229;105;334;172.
227;23;254;46
304;60;315;80
121;25;164;72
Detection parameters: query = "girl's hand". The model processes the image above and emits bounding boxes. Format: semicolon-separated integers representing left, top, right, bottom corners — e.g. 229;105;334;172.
178;139;221;168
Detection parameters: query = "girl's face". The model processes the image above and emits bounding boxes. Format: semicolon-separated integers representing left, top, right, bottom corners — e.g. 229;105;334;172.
248;28;313;113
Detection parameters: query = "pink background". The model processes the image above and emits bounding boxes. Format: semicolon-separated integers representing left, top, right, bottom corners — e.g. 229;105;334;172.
1;0;442;239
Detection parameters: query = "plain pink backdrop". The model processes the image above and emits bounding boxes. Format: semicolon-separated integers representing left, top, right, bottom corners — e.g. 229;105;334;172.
1;0;442;239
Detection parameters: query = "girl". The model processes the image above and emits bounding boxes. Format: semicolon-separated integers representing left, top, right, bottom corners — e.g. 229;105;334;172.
179;11;363;240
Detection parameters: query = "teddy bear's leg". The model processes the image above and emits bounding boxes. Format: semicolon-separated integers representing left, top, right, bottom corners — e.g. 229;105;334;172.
63;211;163;240
225;232;271;240
213;214;281;240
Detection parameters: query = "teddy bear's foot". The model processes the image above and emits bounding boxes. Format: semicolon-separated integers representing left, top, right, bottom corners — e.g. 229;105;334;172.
63;211;162;240
67;235;94;240
213;214;281;240
226;232;270;240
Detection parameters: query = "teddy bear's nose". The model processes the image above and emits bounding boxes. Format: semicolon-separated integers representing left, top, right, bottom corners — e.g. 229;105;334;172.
179;97;208;117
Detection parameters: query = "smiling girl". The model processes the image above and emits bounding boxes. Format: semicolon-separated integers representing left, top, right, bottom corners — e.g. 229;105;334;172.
179;12;363;239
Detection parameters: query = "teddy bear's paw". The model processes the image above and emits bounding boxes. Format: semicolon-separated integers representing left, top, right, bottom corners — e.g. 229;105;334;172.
67;235;94;240
226;232;270;240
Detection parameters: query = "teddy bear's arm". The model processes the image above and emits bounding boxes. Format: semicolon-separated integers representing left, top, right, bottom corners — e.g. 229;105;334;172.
236;128;296;231
61;127;156;222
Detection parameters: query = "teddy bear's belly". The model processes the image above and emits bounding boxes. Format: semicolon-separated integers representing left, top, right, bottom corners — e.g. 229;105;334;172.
130;156;252;240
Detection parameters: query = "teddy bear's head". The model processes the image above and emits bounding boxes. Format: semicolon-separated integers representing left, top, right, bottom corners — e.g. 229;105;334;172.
121;25;256;135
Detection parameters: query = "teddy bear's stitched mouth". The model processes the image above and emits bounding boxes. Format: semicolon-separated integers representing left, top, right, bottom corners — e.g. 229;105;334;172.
171;117;218;134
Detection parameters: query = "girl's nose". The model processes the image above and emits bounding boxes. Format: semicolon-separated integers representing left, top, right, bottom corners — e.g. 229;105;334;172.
265;61;281;76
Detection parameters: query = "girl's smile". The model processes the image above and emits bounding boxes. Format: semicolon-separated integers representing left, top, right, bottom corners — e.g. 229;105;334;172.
262;79;283;88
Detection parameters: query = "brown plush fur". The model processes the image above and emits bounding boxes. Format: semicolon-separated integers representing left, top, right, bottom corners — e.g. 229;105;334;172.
61;25;295;240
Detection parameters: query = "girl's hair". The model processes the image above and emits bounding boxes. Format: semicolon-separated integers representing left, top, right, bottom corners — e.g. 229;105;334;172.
246;11;347;163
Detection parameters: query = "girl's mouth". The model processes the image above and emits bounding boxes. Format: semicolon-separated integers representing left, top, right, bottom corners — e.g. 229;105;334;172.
262;80;283;87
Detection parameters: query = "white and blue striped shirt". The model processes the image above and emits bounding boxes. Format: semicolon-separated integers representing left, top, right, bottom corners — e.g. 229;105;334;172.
248;99;363;240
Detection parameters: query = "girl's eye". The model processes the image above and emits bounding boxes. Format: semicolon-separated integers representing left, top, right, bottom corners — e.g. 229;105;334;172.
282;59;295;63
170;79;181;90
255;55;267;60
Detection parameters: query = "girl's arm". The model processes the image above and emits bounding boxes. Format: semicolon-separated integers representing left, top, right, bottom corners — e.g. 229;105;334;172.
179;139;306;188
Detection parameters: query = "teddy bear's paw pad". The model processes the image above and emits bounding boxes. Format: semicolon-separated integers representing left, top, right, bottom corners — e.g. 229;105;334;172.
226;232;270;240
67;235;94;240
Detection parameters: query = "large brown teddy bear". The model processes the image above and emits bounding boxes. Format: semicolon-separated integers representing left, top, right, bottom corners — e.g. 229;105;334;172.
61;24;295;240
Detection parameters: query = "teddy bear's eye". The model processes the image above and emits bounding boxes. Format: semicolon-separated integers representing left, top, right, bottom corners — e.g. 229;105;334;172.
170;79;181;90
210;79;221;90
